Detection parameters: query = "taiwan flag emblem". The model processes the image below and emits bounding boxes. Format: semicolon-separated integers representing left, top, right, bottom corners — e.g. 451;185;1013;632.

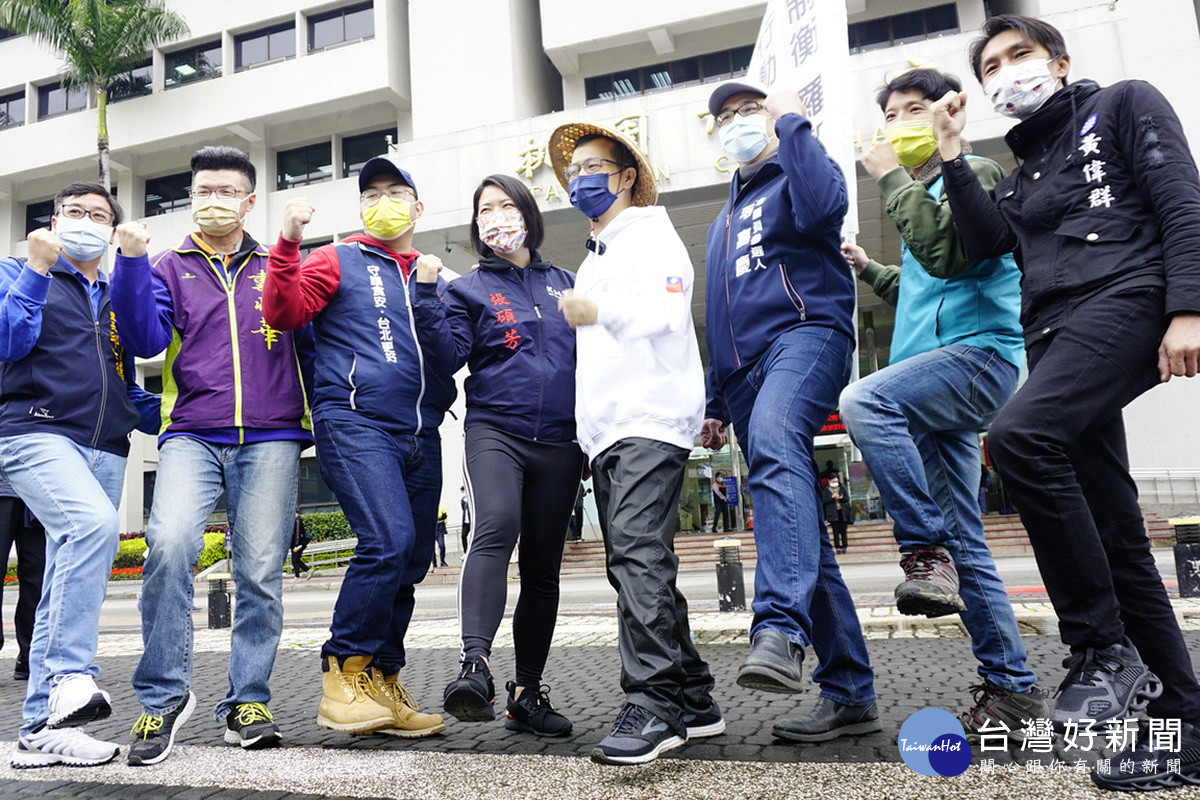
665;276;684;293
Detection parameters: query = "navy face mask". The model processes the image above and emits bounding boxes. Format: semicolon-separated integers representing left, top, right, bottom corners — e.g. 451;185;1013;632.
568;172;620;220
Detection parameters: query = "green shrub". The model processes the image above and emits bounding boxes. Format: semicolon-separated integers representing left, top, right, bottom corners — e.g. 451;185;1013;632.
113;537;147;569
301;511;353;542
196;532;227;572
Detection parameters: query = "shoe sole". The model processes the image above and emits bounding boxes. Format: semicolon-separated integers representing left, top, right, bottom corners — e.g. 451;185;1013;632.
736;665;805;693
772;718;883;743
895;590;965;618
316;713;396;734
377;721;446;738
504;716;574;737
12;747;119;769
590;734;685;766
222;728;284;749
47;691;112;729
1092;766;1200;792
442;687;495;722
128;692;196;766
685;719;726;738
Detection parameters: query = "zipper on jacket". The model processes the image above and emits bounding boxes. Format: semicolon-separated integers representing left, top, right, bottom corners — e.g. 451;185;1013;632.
778;263;808;320
378;246;426;435
67;277;109;451
518;267;546;440
347;355;358;410
206;253;246;441
722;212;742;368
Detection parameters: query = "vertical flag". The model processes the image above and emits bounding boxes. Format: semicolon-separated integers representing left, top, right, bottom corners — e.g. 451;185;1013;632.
748;0;858;235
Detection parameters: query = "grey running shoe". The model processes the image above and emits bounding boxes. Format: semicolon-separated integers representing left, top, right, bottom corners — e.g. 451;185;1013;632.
960;681;1051;743
223;702;283;749
895;546;967;618
128;691;196;766
683;698;726;739
1050;638;1162;729
591;703;685;766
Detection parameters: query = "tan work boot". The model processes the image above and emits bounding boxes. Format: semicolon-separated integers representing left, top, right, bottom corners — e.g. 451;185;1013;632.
369;668;446;738
316;655;394;734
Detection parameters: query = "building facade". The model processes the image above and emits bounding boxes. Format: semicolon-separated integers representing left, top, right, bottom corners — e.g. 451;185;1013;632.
1;0;1198;533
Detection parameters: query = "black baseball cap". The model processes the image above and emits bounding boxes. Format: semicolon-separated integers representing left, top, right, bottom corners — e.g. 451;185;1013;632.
358;156;417;197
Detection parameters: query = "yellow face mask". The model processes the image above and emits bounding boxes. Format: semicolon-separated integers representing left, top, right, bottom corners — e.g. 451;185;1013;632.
884;119;938;168
362;196;414;241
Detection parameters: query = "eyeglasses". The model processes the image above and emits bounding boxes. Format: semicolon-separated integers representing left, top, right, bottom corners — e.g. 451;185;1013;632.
190;187;248;200
716;101;766;127
564;157;621;181
59;204;115;225
360;187;416;205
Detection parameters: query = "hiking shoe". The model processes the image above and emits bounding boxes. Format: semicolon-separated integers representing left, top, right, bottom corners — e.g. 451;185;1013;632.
128;691;196;766
316;655;394;734
369;668;445;738
1050;637;1162;729
591;703;685;766
442;656;495;722
895;546;967;618
683;698;726;739
960;682;1050;743
12;726;119;768
1091;720;1200;791
223;702;283;749
504;682;572;737
772;697;883;743
46;674;111;728
736;629;805;693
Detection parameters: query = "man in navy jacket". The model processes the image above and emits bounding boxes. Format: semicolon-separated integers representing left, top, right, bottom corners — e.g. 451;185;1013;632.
701;83;878;743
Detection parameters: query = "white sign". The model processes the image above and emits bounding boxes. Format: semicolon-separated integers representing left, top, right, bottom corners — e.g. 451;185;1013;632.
748;0;858;235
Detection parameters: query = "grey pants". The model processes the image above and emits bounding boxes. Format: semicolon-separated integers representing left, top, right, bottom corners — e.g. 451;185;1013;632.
591;437;715;733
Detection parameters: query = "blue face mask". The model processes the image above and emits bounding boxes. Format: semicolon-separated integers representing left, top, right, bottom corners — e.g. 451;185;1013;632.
55;216;112;262
719;114;770;163
568;172;620;220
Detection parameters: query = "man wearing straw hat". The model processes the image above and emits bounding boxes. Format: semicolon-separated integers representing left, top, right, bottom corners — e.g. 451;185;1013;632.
547;121;722;765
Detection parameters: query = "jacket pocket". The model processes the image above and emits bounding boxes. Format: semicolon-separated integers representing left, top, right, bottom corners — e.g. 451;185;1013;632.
778;263;807;321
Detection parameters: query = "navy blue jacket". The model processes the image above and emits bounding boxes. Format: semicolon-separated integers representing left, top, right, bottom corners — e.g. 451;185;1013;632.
444;252;576;442
0;257;160;456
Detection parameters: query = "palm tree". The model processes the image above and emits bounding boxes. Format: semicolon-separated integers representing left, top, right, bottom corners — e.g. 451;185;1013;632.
0;0;188;190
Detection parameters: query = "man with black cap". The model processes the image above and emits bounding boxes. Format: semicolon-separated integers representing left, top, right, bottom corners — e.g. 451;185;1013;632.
264;156;456;739
700;81;880;743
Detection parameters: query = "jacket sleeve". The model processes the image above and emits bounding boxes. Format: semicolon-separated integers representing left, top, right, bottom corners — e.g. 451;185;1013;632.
123;356;162;436
858;260;901;307
941;156;1018;261
775;113;849;235
442;280;477;373
110;251;175;357
879;158;1008;279
0;259;50;363
411;277;458;377
704;361;729;424
591;232;693;343
263;237;340;330
1118;81;1200;316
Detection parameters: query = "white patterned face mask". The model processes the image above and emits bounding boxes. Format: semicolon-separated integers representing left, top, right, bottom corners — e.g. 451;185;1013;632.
984;58;1058;119
477;208;527;255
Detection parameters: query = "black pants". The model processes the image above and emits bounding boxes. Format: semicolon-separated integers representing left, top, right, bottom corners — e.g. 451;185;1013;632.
458;426;581;686
592;438;715;732
568;504;584;540
830;521;849;550
431;526;446;568
989;287;1200;723
460;522;470;554
290;545;309;578
711;499;730;532
0;497;45;663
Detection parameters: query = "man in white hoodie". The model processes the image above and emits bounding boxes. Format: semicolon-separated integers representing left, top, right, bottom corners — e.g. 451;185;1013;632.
548;122;722;766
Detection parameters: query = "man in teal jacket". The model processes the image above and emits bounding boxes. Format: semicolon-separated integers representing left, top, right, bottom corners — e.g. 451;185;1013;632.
837;68;1048;740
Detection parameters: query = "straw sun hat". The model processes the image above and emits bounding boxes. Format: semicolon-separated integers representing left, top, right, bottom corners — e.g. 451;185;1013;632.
548;121;658;207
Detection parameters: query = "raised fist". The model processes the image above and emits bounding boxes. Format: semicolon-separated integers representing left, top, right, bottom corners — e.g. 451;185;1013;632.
282;199;315;241
116;221;151;258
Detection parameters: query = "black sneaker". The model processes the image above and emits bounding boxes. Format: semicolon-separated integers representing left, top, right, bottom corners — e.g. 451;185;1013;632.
591;703;685;766
1051;637;1162;729
1092;720;1200;791
442;656;495;722
504;682;572;737
960;681;1050;743
683;698;726;738
13;655;28;681
772;697;882;743
895;546;967;618
127;691;196;766
223;702;283;749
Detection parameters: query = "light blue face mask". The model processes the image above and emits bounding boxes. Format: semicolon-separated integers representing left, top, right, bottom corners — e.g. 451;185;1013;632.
719;114;770;163
55;216;112;262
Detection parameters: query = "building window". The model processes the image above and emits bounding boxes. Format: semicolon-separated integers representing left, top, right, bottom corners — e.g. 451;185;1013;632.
342;128;396;176
585;45;752;104
24;199;54;236
37;82;87;119
236;21;296;70
299;457;339;510
165;40;222;88
277;142;333;190
0;91;23;129
308;2;374;53
848;4;959;54
299;238;333;260
144;171;192;217
109;59;153;104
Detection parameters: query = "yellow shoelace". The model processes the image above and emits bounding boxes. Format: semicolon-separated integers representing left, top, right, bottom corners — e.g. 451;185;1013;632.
130;713;164;739
233;702;273;725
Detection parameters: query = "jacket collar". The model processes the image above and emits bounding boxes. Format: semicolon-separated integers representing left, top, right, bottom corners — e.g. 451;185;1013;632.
1006;79;1102;160
477;251;550;272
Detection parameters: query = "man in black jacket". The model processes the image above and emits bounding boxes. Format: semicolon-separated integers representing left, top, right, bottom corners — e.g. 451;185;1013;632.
933;15;1200;791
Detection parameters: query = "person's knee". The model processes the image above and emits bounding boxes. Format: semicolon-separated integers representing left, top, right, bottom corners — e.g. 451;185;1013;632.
838;380;870;427
987;407;1027;469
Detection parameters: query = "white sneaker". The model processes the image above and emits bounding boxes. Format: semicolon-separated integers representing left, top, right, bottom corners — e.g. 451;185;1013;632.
46;674;112;728
12;726;120;768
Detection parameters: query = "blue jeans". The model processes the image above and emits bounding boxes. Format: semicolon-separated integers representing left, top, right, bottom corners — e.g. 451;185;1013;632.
839;343;1036;692
133;437;301;719
316;420;441;673
721;326;875;706
0;433;125;735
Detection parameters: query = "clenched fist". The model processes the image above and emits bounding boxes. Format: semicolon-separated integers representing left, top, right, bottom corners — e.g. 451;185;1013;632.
700;418;727;450
282;199;315;241
930;90;969;160
26;229;63;275
116;221;151;258
415;254;443;284
841;242;869;276
763;89;809;121
859;140;901;182
558;291;598;328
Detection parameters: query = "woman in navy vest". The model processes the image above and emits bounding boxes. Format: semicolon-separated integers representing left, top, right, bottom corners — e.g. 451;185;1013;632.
441;175;583;738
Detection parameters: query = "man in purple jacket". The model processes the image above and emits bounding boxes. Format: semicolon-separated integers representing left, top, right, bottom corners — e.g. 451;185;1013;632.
111;146;311;765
